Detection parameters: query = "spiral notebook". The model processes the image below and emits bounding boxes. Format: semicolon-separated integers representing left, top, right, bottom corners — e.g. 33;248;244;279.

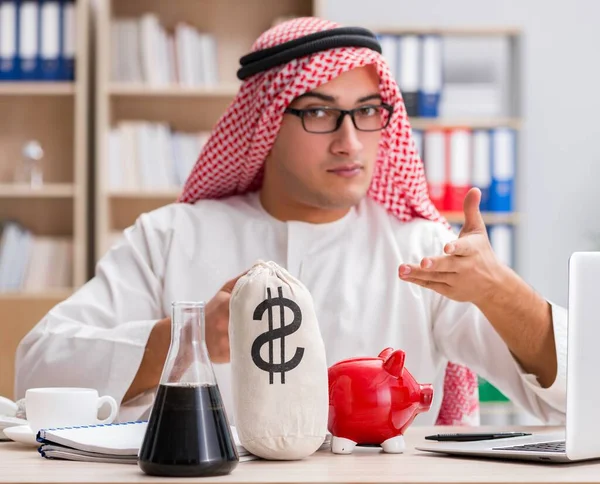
36;421;257;464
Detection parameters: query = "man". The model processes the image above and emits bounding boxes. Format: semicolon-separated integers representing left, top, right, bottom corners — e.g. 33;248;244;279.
14;18;566;426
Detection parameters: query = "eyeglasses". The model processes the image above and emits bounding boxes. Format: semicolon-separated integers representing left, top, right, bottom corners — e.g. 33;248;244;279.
284;104;394;134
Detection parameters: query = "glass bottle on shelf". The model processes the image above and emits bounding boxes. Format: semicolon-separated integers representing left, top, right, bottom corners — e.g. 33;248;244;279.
14;140;44;188
138;301;239;477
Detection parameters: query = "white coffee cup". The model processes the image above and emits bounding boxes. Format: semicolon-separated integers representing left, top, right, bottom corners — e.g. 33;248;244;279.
25;387;118;433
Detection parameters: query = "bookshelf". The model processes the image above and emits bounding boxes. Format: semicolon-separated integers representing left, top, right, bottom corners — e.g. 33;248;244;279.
0;0;90;399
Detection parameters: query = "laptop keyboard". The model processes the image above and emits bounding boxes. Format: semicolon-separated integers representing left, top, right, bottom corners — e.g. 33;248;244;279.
494;441;566;453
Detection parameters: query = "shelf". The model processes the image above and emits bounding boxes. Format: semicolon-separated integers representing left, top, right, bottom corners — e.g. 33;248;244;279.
105;196;519;226
0;289;73;301
110;94;230;131
108;189;182;199
105;197;517;226
0;183;75;198
109;83;240;98
109;194;181;231
410;117;521;130
0;198;74;236
0;82;75;96
373;27;521;37
108;86;521;132
442;211;519;225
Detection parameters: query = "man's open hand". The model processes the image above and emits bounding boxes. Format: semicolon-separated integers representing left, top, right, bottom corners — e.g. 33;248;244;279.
398;188;507;305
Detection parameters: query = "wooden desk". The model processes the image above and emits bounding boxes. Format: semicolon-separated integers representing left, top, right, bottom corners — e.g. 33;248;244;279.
1;426;600;484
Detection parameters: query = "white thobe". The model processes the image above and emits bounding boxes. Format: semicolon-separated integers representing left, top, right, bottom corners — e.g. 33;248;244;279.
14;192;567;425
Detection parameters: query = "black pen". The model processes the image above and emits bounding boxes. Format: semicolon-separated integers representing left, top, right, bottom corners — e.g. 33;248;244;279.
424;432;532;442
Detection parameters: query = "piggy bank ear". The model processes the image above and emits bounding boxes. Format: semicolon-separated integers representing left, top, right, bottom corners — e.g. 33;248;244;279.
383;349;406;377
378;347;394;359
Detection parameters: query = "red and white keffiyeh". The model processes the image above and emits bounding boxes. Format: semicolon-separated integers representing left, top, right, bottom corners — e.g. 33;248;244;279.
179;17;479;425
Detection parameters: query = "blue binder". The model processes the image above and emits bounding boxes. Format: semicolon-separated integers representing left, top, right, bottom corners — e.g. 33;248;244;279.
18;0;40;80
489;128;515;212
40;0;60;80
58;0;75;80
418;35;443;118
472;129;492;212
0;0;19;80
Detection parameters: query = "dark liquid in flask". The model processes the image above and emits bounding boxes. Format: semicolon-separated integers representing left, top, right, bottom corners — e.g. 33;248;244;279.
138;383;239;477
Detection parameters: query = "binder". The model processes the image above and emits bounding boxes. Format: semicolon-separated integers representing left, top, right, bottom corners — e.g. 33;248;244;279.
423;129;447;210
418;35;443;117
139;13;162;86
18;0;39;80
489;224;513;268
490;128;515;212
59;0;75;80
198;33;218;86
411;128;423;160
40;0;60;80
472;130;492;211
0;0;18;80
377;34;399;84
397;35;420;117
445;128;471;212
0;222;23;291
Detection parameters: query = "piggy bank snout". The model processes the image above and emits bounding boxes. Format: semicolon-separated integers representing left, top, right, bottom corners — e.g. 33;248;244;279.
419;384;434;411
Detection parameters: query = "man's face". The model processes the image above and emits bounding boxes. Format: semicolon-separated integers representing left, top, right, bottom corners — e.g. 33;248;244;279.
263;65;383;212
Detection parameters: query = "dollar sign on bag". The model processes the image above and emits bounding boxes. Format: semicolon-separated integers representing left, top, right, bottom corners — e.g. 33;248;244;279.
251;286;304;384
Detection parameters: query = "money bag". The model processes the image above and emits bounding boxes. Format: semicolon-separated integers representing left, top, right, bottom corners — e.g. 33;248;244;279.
229;260;328;460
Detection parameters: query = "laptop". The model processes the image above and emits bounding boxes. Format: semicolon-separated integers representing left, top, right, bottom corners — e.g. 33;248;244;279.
416;251;600;463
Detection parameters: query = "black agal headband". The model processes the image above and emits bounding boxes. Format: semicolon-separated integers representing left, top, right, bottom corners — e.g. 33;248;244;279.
236;27;382;81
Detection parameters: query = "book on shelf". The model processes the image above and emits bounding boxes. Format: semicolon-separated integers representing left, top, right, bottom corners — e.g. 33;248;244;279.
0;220;72;292
0;0;76;81
488;224;513;267
111;13;218;87
413;126;515;214
108;121;209;191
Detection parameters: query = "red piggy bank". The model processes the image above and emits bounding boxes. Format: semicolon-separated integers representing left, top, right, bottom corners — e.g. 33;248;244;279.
327;347;434;454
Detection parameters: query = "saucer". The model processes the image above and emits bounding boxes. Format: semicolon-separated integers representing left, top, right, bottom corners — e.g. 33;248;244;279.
3;425;38;447
0;415;28;430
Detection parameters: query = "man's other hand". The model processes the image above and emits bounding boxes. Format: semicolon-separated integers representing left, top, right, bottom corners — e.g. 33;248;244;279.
204;272;246;363
398;187;510;305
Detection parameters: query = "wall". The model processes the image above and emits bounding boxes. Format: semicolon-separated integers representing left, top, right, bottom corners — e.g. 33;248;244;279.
321;0;600;306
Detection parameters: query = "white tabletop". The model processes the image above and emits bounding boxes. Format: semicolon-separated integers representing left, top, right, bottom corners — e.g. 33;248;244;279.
2;426;600;484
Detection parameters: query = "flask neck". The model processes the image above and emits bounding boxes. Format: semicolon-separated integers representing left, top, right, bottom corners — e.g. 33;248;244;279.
159;302;215;386
171;302;205;347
